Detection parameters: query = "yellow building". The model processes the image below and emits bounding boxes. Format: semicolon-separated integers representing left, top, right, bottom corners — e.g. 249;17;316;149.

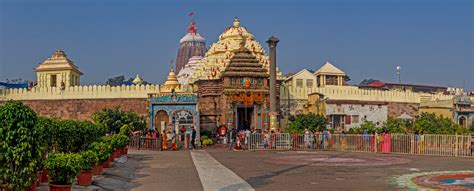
34;50;83;88
419;99;453;119
304;92;326;115
314;61;346;87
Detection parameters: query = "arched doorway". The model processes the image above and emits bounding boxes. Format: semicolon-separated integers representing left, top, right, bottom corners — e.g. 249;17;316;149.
155;110;169;133
172;109;194;132
458;116;467;128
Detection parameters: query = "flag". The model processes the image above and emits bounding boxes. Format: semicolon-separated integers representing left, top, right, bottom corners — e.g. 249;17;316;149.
188;12;194;16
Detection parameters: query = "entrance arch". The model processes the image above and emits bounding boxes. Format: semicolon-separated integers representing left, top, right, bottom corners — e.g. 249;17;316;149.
155;110;169;132
458;116;467;128
171;109;194;131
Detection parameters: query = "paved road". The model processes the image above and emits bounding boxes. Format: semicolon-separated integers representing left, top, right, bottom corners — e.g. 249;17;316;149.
206;148;474;191
41;148;472;190
129;150;202;191
191;150;254;191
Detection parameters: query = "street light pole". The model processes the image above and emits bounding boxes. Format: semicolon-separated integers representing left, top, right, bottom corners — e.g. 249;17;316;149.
396;65;401;90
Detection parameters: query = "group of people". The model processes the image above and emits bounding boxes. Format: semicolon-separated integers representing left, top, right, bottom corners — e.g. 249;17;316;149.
228;128;251;151
136;126;197;150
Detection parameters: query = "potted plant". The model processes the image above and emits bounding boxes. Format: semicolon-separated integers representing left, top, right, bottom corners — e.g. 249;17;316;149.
76;150;99;186
89;142;112;170
115;134;130;155
44;153;81;191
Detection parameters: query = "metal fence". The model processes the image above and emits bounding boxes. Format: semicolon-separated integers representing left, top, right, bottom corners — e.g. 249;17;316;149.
247;133;473;157
128;136;192;150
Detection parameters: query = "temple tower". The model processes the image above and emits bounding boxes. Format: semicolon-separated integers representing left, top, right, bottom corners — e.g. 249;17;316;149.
34;50;83;88
175;21;206;74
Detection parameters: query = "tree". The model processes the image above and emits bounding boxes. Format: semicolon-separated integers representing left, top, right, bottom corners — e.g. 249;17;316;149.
0;101;42;190
287;113;326;133
105;75;127;86
92;107;146;134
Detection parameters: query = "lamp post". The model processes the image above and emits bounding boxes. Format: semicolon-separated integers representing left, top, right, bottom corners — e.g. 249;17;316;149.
396;65;401;90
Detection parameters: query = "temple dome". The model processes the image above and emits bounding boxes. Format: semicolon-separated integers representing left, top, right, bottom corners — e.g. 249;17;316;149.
176;21;207;74
177;56;203;85
219;18;255;41
132;74;144;85
180;33;206;44
164;68;181;87
188;18;283;84
179;21;206;44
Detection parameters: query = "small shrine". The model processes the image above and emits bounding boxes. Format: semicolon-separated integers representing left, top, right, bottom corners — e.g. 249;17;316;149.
148;68;199;136
34;49;83;88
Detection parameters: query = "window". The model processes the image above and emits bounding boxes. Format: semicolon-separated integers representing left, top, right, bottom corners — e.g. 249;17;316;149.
352;115;359;123
296;79;303;87
306;79;313;88
345;115;351;125
325;75;338;85
50;74;57;87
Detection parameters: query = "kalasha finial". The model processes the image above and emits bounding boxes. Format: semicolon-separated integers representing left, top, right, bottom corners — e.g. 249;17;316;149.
188;21;197;34
233;17;240;28
52;49;66;58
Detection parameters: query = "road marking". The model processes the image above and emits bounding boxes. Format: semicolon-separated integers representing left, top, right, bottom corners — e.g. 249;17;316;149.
191;150;254;191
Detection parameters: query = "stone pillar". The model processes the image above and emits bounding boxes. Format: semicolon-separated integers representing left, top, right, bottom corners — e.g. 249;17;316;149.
266;36;279;130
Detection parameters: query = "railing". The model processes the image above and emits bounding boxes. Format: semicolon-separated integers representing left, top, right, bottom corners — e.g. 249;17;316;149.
247;133;473;157
128;136;192;150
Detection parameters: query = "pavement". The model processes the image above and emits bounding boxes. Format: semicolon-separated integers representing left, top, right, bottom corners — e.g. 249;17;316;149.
35;147;474;191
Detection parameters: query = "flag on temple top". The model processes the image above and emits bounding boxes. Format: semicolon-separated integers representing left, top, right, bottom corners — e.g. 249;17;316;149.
188;12;194;16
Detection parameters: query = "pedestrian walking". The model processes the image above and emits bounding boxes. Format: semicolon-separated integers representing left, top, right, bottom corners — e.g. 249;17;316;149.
191;126;196;149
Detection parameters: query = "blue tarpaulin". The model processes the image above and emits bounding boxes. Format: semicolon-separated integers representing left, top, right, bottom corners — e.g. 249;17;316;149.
0;82;28;89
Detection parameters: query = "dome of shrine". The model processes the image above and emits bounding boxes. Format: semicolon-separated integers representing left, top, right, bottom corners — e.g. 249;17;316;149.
219;18;255;41
180;33;206;44
132;74;144;85
164;68;181;87
179;21;206;44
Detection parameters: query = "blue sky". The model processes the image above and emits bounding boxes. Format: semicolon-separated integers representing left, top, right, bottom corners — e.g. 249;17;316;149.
1;0;472;90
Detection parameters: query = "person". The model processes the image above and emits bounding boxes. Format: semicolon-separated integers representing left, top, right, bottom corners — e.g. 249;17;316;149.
191;126;196;149
161;130;167;151
245;128;251;146
304;129;310;148
309;130;315;149
229;128;237;150
170;130;177;151
414;131;419;154
341;131;347;151
419;131;425;154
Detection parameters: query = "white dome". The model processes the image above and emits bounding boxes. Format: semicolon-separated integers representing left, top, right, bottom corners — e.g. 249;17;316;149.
179;32;206;44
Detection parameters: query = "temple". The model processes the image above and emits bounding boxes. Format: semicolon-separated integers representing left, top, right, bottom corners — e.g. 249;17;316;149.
175;21;206;74
34;50;83;88
193;18;282;131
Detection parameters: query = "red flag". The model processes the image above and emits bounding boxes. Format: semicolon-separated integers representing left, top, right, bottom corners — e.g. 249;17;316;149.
188;12;194;16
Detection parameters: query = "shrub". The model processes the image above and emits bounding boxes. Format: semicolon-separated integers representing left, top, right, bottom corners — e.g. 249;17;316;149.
0;101;42;190
92;107;146;134
119;124;133;136
88;142;112;163
201;135;209;141
78;150;99;171
44;153;81;185
202;139;213;146
286;113;326;133
115;134;130;148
